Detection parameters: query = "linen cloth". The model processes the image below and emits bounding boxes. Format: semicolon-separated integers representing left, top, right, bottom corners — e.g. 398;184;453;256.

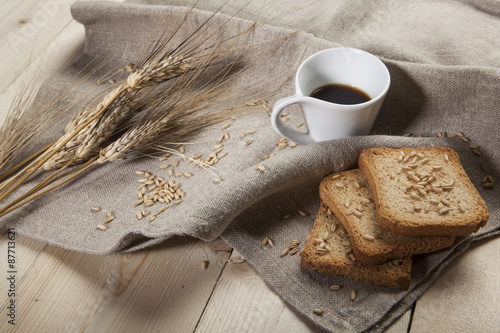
4;1;500;332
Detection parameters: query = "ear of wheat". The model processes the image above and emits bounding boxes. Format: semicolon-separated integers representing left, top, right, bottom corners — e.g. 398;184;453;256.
0;1;297;218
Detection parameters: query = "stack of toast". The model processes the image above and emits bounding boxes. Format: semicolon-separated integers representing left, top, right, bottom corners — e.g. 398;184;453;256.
301;147;489;290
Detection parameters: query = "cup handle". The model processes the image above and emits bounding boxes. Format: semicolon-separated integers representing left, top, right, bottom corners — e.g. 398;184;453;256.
271;96;316;145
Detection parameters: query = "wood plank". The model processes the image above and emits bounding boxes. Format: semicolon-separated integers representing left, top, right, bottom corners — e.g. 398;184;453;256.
196;249;328;333
385;308;412;333
0;0;123;125
410;237;500;333
0;0;81;94
0;235;231;332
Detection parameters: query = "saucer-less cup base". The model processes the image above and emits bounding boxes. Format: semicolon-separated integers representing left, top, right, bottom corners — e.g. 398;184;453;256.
271;48;391;144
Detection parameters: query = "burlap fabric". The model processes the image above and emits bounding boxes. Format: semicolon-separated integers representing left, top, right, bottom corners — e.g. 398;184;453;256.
4;1;499;332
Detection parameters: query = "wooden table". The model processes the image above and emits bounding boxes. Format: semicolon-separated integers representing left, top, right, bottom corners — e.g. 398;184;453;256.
1;1;499;332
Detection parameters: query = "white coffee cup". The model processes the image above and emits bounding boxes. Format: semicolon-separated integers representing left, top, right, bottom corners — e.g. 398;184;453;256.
271;47;390;144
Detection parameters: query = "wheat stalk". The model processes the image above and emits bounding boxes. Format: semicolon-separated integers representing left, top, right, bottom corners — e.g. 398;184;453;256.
0;1;298;218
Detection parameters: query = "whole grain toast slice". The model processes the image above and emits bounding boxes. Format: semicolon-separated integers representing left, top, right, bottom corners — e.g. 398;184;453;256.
358;147;489;236
319;169;455;265
301;202;412;290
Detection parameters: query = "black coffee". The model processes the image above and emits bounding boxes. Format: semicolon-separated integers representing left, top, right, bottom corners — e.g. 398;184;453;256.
310;84;371;105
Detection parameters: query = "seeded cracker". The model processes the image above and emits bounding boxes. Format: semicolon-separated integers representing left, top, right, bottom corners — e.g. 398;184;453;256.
358;147;489;236
301;203;412;290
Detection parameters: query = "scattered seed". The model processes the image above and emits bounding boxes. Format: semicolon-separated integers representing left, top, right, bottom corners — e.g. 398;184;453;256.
410;192;421;200
353;210;362;217
256;164;266;171
91;206;101;212
483;182;494;188
213;177;222;183
262;237;274;247
441;199;451;207
409;175;421;182
282;214;291;220
458;202;466;213
222;123;231;129
351;289;356;300
97;224;108;231
472;149;481;156
246;139;252;146
363;234;375;241
317;248;330;256
298;209;308;216
481;163;488;172
202;260;209;270
402;133;412;137
330;285;342;290
313;308;324;316
360;198;371;205
439;207;452;214
417;188;427;197
297;122;304;128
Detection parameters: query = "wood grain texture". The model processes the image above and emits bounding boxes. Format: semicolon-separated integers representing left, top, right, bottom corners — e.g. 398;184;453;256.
0;235;231;332
196;250;324;333
410;237;500;333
